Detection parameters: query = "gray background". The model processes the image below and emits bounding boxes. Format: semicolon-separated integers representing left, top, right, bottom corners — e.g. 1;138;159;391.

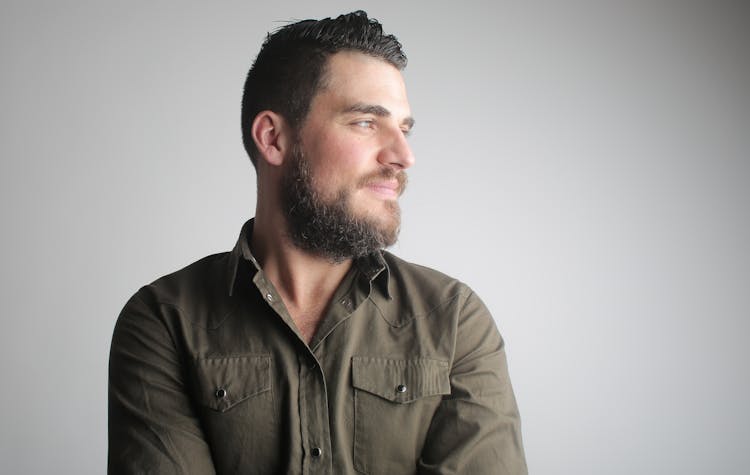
1;1;748;473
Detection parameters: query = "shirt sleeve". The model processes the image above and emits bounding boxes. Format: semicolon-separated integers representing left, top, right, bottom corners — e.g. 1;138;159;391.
108;289;216;475
417;290;528;475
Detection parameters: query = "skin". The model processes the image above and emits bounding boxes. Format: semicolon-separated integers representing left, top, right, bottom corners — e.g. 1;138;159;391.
296;53;415;235
249;51;415;343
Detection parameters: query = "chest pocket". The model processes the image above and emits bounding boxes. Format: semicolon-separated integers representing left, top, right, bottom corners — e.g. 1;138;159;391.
352;356;450;475
191;355;278;474
193;355;271;411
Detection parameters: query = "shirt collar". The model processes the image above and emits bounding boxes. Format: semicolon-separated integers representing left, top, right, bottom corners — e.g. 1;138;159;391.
227;219;261;296
355;249;391;299
227;218;391;299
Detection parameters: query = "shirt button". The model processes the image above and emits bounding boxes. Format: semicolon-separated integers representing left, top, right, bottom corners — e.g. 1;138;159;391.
266;293;274;302
215;388;227;399
311;447;322;458
309;362;318;371
396;384;407;393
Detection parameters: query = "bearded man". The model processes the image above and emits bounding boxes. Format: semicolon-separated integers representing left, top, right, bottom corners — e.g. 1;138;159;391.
108;11;527;475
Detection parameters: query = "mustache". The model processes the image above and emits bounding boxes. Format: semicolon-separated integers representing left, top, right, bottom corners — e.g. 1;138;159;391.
357;168;408;196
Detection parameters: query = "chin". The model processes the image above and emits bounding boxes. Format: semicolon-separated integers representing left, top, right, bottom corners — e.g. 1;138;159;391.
370;215;401;247
359;205;399;230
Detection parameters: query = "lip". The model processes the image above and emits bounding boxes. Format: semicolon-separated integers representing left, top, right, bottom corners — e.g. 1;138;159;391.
365;180;400;199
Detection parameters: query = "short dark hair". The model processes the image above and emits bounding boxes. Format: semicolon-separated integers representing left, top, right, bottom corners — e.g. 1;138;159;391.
240;10;407;167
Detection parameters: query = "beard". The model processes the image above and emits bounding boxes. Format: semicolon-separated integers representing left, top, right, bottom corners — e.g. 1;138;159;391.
280;142;407;264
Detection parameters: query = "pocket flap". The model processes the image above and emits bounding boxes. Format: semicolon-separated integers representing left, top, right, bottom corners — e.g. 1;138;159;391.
193;355;271;412
352;356;450;404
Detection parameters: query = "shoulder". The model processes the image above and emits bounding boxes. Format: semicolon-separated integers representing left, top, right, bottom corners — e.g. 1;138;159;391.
382;251;467;292
377;251;478;325
146;252;231;299
121;252;235;330
381;251;505;356
380;251;453;280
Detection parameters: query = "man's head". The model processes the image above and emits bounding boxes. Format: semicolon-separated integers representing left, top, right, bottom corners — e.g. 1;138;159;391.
241;11;407;167
244;12;415;262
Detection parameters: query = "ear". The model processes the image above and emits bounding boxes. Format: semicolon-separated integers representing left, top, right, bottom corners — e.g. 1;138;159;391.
251;110;292;166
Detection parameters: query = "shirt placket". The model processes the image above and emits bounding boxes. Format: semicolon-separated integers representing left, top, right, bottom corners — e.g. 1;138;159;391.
253;272;336;474
298;352;333;474
248;255;384;474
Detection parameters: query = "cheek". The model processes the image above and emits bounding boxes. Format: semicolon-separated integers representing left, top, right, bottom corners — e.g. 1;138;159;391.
319;136;363;166
309;140;368;185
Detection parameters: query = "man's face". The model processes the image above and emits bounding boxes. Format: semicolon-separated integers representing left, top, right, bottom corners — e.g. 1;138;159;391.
281;51;415;262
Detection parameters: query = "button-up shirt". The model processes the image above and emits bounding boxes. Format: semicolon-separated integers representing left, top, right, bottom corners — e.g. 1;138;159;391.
108;219;527;474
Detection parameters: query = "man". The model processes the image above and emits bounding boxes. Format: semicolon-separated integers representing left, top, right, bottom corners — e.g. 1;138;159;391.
109;11;527;474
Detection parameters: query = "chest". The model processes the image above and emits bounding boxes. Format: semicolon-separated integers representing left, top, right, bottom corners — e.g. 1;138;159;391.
285;301;328;344
179;295;457;474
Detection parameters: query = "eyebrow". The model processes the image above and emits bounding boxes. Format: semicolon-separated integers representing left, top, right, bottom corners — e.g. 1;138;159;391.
343;102;415;130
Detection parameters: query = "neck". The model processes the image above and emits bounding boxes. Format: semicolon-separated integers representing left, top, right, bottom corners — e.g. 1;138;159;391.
251;205;352;340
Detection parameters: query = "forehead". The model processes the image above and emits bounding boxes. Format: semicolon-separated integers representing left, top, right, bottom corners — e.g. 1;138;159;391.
312;51;411;117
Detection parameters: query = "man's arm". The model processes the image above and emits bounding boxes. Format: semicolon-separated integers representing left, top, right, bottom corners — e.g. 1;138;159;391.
108;290;216;474
418;290;528;475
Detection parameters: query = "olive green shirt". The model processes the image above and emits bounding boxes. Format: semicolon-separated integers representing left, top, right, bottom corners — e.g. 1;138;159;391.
108;219;527;474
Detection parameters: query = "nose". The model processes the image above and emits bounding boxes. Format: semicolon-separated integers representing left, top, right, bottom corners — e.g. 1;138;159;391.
378;127;415;170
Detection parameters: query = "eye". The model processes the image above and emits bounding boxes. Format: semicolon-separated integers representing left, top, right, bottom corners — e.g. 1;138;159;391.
353;119;374;129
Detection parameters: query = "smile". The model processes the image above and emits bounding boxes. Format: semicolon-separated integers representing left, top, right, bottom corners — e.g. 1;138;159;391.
364;180;400;199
